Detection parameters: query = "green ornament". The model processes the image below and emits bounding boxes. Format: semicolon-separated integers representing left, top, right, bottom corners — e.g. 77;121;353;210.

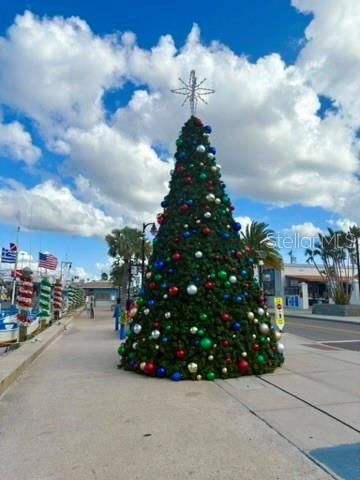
136;297;144;306
221;209;227;215
118;345;125;356
223;195;230;203
199;172;207;180
176;138;183;147
189;163;195;168
154;274;162;281
256;354;266;365
200;337;213;350
210;273;216;279
259;336;267;344
197;329;205;336
218;270;227;280
207;371;216;381
165;325;172;331
199;313;208;322
224;281;231;288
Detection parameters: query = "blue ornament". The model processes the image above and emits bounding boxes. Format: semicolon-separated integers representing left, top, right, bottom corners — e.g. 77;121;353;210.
244;291;249;296
178;151;186;160
233;222;242;231
161;200;169;208
156;367;167;378
192;339;200;346
129;360;136;368
183;231;191;239
240;270;248;278
247;258;254;265
155;260;165;271
209;146;216;154
223;232;230;240
191;229;198;236
148;299;156;307
223;293;231;301
168;268;175;275
192;140;198;145
160;282;168;290
186;199;193;206
203;125;212;133
171;372;183;381
195;276;202;285
231;322;241;331
162;336;169;344
235;295;243;304
139;288;145;296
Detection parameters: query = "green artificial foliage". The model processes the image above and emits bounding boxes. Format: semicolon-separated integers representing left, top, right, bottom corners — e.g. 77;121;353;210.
120;117;284;380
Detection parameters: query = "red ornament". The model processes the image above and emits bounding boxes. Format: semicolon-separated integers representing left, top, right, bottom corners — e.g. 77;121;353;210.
174;237;180;243
231;267;238;273
214;255;221;261
204;205;211;211
176;350;187;359
149;281;157;290
172;252;182;261
245;245;252;253
194;117;203;126
144;362;156;376
207;186;215;192
221;313;232;322
202;227;211;236
253;343;261;352
223;340;230;348
224;256;230;262
235;251;242;259
205;281;214;290
177;165;186;173
157;213;167;225
153;322;161;329
238;359;250;374
224;357;232;365
184;176;193;184
180;204;190;213
207;180;213;185
169;286;179;297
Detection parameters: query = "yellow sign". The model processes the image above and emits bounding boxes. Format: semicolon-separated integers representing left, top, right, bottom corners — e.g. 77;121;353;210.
274;297;285;331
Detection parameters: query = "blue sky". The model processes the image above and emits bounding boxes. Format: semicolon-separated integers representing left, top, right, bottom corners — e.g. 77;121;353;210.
0;0;359;278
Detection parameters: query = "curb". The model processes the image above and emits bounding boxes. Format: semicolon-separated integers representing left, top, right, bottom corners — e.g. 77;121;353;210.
0;308;83;398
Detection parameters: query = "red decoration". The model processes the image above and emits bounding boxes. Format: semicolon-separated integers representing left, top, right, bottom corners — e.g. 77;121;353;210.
235;251;242;259
53;281;63;315
172;252;182;261
149;281;157;290
231;267;238;273
221;313;232;322
207;186;215;192
144;362;156;376
202;227;211;236
224;357;232;365
174;237;180;244
253;343;261;352
223;340;230;348
169;286;179;297
157;213;167;225
176;350;187;359
153;322;161;329
184;176;193;184
17;272;33;325
205;281;214;290
214;255;221;261
177;165;186;173
194;117;203;126
180;204;190;213
245;245;252;253
204;205;211;211
238;359;250;374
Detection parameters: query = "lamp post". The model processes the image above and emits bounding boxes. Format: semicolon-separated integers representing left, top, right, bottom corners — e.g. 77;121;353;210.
258;251;266;292
141;222;157;287
60;261;72;282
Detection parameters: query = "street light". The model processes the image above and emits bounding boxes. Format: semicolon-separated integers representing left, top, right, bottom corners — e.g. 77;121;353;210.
141;222;157;287
258;250;266;291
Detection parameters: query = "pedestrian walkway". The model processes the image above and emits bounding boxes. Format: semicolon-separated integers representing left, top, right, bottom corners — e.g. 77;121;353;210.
269;307;360;324
0;307;347;480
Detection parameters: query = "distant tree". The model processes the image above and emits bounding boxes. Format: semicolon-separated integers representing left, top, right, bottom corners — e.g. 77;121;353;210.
110;261;125;298
240;221;283;270
101;272;109;281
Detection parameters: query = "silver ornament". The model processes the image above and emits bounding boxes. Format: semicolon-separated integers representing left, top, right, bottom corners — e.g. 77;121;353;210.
229;275;237;283
274;331;282;340
155;345;160;350
254;318;259;324
184;224;189;228
144;308;150;316
257;307;265;316
140;362;146;370
247;312;255;320
259;323;270;335
187;362;198;373
163;294;168;299
196;145;206;153
187;284;198;295
277;342;285;354
211;166;217;172
164;312;171;319
217;164;222;170
204;212;212;219
196;219;201;224
206;193;215;202
132;342;137;349
190;326;198;334
208;355;214;361
195;251;203;259
252;334;257;339
133;323;142;334
196;374;202;380
207;153;215;160
200;162;204;166
241;352;248;358
151;329;161;339
222;367;228;374
146;272;152;279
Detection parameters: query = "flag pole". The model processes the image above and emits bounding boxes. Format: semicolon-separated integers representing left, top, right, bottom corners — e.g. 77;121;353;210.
11;226;20;305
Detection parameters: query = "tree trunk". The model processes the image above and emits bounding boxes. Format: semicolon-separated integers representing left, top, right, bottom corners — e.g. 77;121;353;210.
121;260;129;310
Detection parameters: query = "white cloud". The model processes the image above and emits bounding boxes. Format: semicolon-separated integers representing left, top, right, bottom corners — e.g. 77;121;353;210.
291;222;322;237
0;121;41;164
329;217;358;232
0;180;120;237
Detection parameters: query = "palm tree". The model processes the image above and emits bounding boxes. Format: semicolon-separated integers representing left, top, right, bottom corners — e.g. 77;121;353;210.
240;221;283;270
105;227;152;308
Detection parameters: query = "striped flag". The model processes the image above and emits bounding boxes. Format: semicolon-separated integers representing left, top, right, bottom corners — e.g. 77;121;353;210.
39;252;58;270
10;243;17;252
1;248;17;263
11;269;23;280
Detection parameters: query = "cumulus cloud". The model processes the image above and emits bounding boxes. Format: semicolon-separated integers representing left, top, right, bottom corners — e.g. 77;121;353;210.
329;217;358;232
0;121;41;164
0;180;120;237
291;221;322;237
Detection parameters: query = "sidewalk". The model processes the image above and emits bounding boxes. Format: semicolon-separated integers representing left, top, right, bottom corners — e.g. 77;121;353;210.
0;307;359;479
269;307;360;324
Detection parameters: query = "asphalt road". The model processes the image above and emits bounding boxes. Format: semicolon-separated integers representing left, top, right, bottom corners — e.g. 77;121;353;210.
284;316;360;351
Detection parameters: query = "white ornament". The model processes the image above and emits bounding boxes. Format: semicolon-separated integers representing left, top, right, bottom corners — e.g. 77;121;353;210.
277;342;285;354
204;212;212;219
200;162;204;166
195;251;203;259
155;345;160;350
274;331;282;341
259;323;270;335
187;284;198;295
196;219;201;224
211;166;217;172
163;294;168;299
241;352;248;358
196;145;206;153
187;362;198;373
208;355;214;361
215;198;221;204
252;334;257;339
229;275;237;284
146;272;152;279
196;374;202;380
132;342;137;349
217;164;222;170
151;329;161;339
208;153;215;160
140;362;146;370
206;193;215;202
184;224;189;228
222;367;228;374
164;312;171;319
143;308;150;316
254;318;259;324
257;307;265;316
190;326;198;334
133;324;142;334
247;312;255;321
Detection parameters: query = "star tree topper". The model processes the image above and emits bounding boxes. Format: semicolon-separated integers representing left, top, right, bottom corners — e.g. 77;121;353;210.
171;70;215;115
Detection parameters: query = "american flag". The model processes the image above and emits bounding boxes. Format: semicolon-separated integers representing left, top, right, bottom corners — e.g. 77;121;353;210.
1;247;17;263
39;252;58;270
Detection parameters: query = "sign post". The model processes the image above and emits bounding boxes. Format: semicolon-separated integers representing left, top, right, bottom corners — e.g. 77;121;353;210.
274;297;285;331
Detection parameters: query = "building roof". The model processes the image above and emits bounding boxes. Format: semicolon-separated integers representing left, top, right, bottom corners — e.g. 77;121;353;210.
82;281;116;289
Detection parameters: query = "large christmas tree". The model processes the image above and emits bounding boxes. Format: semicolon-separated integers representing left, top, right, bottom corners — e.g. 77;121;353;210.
119;114;284;381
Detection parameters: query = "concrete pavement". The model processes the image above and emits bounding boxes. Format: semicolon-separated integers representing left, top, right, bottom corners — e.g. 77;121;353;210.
272;308;360;324
0;307;359;479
